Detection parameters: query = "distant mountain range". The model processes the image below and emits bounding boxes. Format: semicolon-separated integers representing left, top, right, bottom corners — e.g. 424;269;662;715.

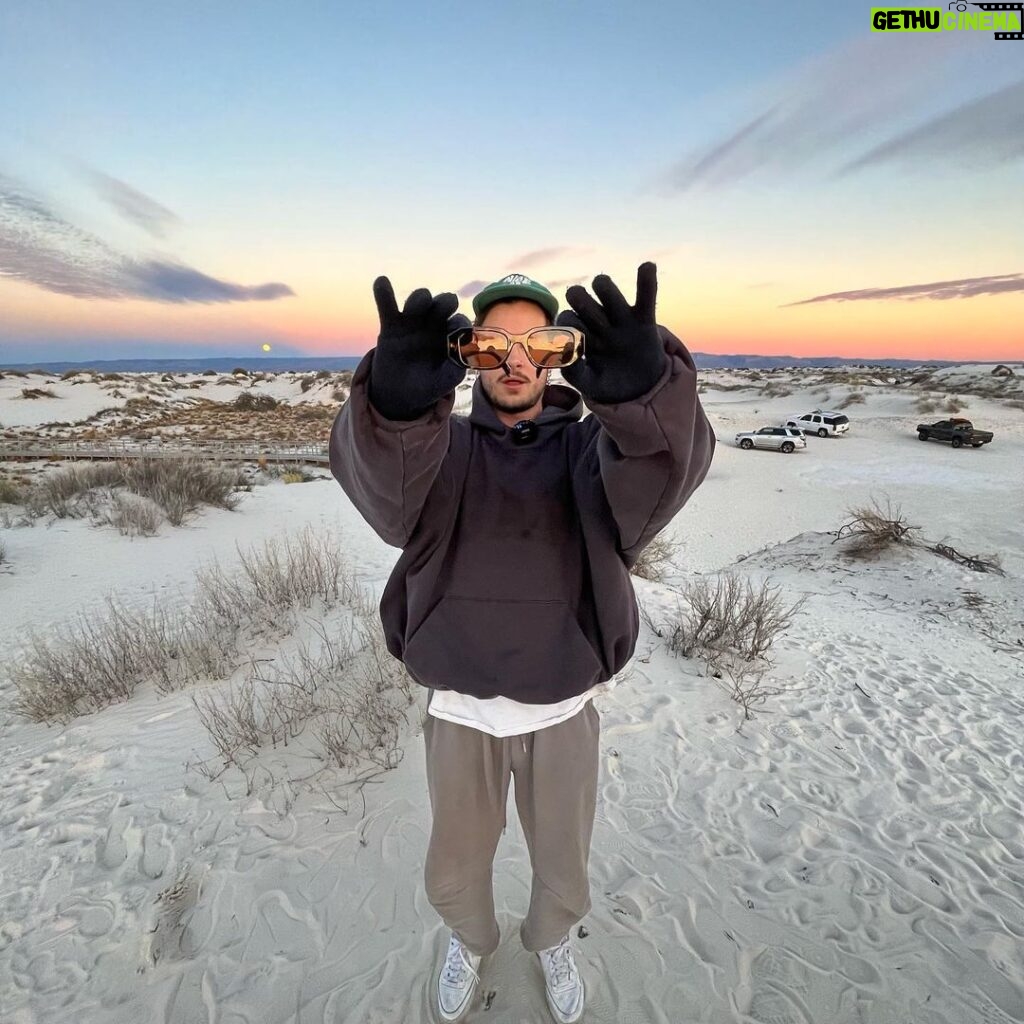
0;354;1011;373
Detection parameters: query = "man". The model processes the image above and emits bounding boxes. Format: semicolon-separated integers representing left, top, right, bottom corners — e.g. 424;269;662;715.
330;264;715;1022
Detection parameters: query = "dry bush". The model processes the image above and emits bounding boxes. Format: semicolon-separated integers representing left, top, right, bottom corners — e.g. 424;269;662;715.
103;491;163;536
631;532;677;582
915;397;939;415
21;458;243;527
21;387;57;399
5;528;354;722
763;383;794;398
1006;399;1024;412
231;367;250;377
943;396;964;413
233;392;278;412
299;377;317;393
0;538;5;564
838;391;866;409
331;387;348;402
664;574;803;721
833;499;919;558
0;478;24;504
192;614;414;781
668;574;804;666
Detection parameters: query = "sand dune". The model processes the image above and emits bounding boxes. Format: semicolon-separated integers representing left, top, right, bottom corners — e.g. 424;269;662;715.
1;365;1022;1023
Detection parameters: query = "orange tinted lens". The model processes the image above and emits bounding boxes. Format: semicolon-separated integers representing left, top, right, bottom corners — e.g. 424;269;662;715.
460;329;509;369
527;329;577;367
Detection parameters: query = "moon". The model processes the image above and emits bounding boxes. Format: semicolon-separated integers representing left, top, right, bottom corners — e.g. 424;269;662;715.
261;343;272;352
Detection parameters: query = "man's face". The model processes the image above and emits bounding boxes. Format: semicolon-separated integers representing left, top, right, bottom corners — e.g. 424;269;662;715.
478;299;549;425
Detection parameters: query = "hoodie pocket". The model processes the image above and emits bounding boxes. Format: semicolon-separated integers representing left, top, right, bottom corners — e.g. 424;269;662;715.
403;596;604;701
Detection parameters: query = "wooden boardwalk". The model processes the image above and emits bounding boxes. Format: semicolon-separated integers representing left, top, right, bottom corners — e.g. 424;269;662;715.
0;440;330;465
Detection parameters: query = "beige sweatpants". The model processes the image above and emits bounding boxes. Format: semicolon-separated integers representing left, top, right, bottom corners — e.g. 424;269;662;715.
422;700;600;956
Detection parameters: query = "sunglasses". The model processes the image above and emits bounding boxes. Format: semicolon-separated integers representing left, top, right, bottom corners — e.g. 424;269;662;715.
447;325;585;370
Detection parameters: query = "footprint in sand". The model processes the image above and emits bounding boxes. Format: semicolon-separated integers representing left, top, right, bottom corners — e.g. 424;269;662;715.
141;823;171;879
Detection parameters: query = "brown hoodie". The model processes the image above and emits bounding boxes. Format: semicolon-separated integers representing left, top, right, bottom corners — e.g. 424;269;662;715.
329;329;716;705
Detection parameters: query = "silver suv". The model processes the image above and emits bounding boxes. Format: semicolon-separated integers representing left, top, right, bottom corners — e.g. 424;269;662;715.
735;426;806;453
785;410;850;437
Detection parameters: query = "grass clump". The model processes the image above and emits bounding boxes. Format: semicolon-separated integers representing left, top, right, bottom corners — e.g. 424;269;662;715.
22;458;244;528
5;528;353;722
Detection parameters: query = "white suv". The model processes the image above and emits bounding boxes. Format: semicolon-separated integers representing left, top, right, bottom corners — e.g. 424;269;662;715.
735;426;806;453
785;410;850;437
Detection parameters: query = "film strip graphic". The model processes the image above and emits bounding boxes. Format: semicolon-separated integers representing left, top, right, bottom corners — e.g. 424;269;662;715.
971;2;1024;39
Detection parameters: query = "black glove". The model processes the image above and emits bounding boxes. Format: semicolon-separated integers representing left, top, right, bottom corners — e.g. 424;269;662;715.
367;276;469;420
556;262;668;404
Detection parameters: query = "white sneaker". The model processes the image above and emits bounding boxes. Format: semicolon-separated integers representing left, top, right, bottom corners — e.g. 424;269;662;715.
537;934;585;1023
436;932;482;1022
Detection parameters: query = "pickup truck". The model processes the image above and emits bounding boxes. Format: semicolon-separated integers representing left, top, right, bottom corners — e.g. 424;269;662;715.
916;418;994;448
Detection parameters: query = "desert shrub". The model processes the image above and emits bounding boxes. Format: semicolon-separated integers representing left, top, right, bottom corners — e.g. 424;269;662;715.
331;388;348;403
314;369;331;380
192;613;413;782
100;372;123;381
102;491;163;536
336;371;354;388
23;458;243;526
0;479;24;504
943;396;964;414
838;391;865;409
833;499;919;558
234;392;278;412
299;377;316;393
20;387;57;399
667;574;804;667
60;369;82;380
915;397;939;415
281;470;315;483
202;370;217;376
0;538;5;563
5;528;355;723
631;532;677;582
231;366;250;376
1006;399;1024;411
763;383;793;398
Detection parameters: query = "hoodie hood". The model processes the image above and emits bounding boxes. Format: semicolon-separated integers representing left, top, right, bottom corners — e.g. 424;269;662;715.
468;377;584;435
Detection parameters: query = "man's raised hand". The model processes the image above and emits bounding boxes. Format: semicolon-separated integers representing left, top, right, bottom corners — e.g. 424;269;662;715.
556;262;667;404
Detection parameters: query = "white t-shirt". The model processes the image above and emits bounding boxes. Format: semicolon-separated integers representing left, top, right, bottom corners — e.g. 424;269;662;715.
428;683;608;738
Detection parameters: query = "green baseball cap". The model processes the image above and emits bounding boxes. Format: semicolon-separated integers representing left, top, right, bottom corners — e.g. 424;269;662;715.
472;273;559;323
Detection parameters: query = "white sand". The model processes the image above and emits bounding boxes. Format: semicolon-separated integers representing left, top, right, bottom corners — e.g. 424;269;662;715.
1;366;1023;1023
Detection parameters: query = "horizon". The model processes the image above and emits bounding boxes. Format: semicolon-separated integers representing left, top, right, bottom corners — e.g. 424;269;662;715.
1;2;1022;363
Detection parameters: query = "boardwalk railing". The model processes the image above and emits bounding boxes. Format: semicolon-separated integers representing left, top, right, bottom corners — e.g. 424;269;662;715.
0;439;330;465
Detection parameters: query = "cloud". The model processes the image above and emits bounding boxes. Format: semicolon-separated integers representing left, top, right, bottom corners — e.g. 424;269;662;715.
84;168;181;238
0;174;293;304
457;279;489;298
784;272;1024;306
838;78;1024;174
506;246;591;270
661;34;1021;190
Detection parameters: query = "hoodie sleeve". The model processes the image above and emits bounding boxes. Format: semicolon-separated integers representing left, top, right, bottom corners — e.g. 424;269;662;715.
581;328;716;565
329;350;455;548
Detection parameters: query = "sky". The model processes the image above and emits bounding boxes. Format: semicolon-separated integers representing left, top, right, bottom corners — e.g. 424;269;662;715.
0;0;1021;363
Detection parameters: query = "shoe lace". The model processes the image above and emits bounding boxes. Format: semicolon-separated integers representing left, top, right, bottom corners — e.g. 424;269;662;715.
442;936;479;987
543;935;578;989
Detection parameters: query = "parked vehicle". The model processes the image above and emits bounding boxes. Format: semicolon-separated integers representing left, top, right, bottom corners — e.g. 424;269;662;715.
735;426;807;453
784;410;851;437
916;418;993;448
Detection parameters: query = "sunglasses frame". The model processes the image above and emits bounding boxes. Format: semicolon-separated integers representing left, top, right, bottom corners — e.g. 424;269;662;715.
447;325;585;371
